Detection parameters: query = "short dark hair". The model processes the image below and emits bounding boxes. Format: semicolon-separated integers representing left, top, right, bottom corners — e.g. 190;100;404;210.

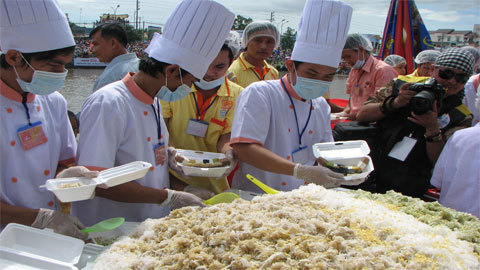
221;44;234;62
139;57;190;79
90;23;128;47
293;61;303;69
1;46;75;69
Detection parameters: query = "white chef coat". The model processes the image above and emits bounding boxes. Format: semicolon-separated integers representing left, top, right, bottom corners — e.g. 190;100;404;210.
431;123;480;219
231;75;333;193
74;73;170;226
463;75;479;126
1;80;76;211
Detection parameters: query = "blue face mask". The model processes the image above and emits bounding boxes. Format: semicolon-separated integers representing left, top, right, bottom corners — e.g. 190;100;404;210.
156;70;192;102
14;54;67;95
352;50;365;69
291;68;331;100
194;76;224;90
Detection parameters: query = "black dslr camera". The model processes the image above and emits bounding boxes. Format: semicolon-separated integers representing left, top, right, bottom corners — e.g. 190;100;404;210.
408;78;445;115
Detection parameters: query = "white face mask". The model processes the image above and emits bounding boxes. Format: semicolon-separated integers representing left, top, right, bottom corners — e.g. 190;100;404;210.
194;76;225;90
14;54;67;95
156;68;192;102
352;50;365;69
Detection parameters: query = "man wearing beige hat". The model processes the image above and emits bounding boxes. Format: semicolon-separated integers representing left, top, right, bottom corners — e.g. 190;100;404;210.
230;0;356;193
74;0;235;226
0;0;98;240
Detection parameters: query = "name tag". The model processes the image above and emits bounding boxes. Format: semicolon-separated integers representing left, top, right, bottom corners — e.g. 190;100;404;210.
388;136;417;161
186;119;209;138
292;146;309;164
154;142;166;166
17;121;48;151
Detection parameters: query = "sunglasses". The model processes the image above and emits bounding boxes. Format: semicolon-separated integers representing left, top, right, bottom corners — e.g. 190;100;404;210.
438;68;469;84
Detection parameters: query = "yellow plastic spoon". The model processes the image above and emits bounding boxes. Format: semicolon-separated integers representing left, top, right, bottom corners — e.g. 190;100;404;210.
81;217;125;233
246;174;279;194
204;192;240;205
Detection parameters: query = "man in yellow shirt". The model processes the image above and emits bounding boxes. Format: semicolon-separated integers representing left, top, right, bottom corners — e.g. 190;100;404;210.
162;33;243;195
227;21;279;88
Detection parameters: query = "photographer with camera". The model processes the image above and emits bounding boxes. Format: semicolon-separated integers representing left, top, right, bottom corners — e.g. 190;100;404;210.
356;48;474;197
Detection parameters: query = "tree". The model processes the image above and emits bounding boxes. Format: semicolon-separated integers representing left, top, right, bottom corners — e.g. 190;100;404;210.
280;27;296;51
232;15;253;30
124;24;143;42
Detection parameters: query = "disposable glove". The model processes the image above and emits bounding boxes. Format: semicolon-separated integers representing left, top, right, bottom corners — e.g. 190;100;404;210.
221;149;238;178
294;164;344;188
31;208;88;241
56;166;99;179
184;185;215;200
167;147;189;179
161;189;206;210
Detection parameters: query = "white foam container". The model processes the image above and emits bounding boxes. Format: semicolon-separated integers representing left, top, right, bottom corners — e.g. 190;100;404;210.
0;223;84;269
176;149;228;178
312;140;374;185
44;161;152;202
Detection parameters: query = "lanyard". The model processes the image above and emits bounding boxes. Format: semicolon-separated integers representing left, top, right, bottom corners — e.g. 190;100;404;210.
280;79;312;146
151;99;162;142
21;93;32;126
355;69;366;87
194;92;218;120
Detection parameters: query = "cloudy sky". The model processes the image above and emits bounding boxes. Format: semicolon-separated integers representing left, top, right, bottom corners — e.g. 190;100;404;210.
60;0;479;35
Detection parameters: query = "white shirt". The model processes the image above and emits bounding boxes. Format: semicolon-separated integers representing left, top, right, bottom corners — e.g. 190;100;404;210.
463;75;479;126
1;80;76;211
74;73;170;226
431;123;480;218
92;53;140;92
231;76;333;193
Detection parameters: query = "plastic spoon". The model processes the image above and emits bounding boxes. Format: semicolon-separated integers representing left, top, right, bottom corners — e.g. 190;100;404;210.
246;174;279;194
81;217;125;233
204;192;240;205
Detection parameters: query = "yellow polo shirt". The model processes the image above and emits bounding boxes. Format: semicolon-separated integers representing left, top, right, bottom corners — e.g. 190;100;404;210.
161;77;243;193
227;52;279;88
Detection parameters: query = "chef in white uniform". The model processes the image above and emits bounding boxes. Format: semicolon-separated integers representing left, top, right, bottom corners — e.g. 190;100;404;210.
0;0;97;240
231;0;354;193
74;0;235;226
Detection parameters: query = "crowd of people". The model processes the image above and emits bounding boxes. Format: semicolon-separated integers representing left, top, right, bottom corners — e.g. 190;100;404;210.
1;0;479;245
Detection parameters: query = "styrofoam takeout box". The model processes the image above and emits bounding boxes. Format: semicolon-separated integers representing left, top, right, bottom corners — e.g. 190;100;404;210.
312;140;374;185
44;161;152;203
0;223;84;269
176;149;228;178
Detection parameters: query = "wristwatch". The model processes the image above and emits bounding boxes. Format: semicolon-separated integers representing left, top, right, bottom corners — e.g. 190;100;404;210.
424;131;443;142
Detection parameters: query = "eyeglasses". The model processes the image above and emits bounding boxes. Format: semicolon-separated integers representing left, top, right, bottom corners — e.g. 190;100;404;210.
438;68;470;84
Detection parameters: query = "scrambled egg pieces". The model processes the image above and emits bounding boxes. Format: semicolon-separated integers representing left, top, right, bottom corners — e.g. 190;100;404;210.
93;185;479;270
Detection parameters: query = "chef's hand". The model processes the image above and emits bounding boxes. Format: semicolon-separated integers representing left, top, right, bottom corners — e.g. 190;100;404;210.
220;149;238;178
162;189;206;210
184;185;215;200
167;147;189;179
31;208;88;241
56;166;99;179
294;164;344;188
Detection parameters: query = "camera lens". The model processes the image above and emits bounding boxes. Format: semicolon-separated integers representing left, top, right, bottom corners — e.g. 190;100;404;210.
410;91;435;115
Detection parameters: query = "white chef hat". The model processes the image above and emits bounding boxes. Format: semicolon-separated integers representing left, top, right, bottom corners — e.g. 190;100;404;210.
291;0;352;68
144;0;235;79
0;0;75;53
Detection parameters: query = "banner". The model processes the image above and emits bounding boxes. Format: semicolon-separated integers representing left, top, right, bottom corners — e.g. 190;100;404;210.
380;0;434;73
74;58;107;67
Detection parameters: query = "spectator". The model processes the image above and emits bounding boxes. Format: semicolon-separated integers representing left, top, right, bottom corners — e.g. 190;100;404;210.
431;86;480;218
409;50;440;77
227;21;279;88
90;23;140;91
341;33;398;120
356;48;474;198
384;54;407;76
67;110;79;137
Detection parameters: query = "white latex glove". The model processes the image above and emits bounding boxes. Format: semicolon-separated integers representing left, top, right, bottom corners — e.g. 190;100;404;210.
31;208;88;241
56;166;99;179
167;147;189;179
161;189;206;210
221;149;238;178
184;185;215;200
294;164;344;188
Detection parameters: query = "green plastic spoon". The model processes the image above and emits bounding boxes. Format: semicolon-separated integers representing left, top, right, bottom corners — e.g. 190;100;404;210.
81;217;125;233
204;192;240;205
246;174;279;194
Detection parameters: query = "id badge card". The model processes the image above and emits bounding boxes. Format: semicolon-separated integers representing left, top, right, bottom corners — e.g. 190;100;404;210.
154;142;166;166
292;146;309;164
186;119;208;138
388;136;417;161
17;121;48;151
